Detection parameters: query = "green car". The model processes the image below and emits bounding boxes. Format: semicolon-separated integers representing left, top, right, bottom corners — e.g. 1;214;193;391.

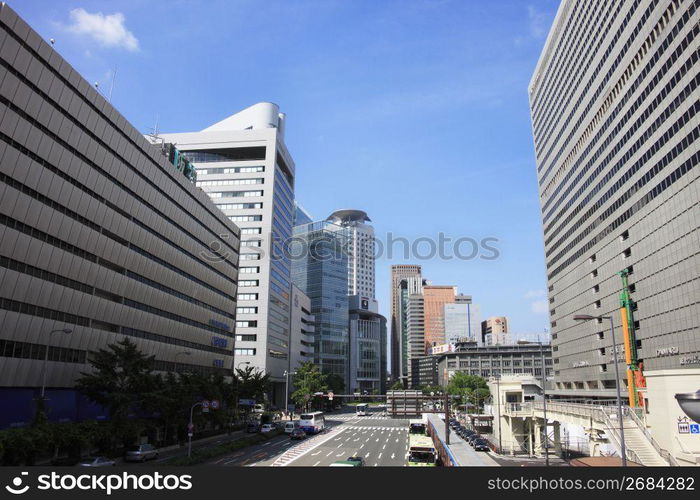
329;456;364;467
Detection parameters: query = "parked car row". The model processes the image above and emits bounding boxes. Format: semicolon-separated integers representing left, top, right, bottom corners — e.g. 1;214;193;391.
450;419;490;452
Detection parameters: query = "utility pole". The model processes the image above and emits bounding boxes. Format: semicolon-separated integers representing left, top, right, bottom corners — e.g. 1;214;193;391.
540;341;549;466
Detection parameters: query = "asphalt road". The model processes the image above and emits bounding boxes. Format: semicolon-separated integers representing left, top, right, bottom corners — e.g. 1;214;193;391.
213;406;410;467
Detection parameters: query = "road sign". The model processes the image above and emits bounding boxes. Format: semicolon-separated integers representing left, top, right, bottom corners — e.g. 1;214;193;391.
328;392;334;401
188;433;193;438
187;423;194;432
691;424;700;434
202;400;210;413
211;400;220;410
239;398;255;406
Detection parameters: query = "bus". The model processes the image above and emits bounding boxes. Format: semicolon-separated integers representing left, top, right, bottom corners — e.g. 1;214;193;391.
409;419;427;435
407;434;437;466
356;403;368;416
299;411;325;434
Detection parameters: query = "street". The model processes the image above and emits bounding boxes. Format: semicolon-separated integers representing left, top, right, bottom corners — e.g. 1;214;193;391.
212;406;409;467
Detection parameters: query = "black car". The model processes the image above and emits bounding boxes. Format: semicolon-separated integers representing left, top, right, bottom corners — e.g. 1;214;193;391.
467;434;482;446
473;439;490;452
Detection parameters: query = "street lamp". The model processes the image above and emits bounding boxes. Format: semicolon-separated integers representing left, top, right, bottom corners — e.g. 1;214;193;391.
283;370;297;419
41;328;72;399
574;314;627;466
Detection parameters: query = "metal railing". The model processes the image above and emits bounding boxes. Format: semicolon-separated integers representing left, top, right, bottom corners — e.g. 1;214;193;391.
626;407;677;466
599;408;643;464
503;402;533;416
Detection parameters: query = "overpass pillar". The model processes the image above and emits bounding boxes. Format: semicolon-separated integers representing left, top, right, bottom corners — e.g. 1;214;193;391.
587;429;606;457
553;421;562;457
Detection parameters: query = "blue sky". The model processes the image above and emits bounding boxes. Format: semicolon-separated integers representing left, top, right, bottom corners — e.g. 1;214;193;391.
15;0;560;339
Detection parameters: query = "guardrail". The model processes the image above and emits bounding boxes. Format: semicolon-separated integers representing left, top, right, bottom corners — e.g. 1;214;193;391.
599;407;644;464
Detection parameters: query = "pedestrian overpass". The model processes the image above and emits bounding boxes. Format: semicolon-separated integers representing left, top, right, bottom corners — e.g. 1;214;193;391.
500;400;673;466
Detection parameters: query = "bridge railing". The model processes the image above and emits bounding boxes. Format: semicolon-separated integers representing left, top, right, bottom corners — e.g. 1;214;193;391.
599;407;644;464
626;407;677;466
503;402;533;416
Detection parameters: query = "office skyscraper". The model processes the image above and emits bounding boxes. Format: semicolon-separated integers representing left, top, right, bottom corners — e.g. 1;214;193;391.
531;0;699;463
327;210;375;299
291;219;350;388
390;265;422;383
0;4;240;426
160;102;295;406
423;285;457;352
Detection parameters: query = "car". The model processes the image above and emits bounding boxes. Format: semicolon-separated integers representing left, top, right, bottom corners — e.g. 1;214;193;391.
284;421;299;434
124;444;158;462
462;429;476;438
473;439;490;452
289;428;306;440
260;423;275;433
78;456;116;467
467;434;482;446
346;456;365;466
246;423;261;433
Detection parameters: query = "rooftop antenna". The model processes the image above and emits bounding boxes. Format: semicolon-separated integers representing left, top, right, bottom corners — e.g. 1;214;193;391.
107;66;117;103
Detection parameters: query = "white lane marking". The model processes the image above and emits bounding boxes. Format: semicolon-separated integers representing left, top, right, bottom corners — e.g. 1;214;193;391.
365;452;370;458
326;451;333;457
374;463;378;467
378;453;382;459
382;444;386;450
311;450;321;456
336;452;344;457
360;443;365;449
313;461;320;467
391;453;395;460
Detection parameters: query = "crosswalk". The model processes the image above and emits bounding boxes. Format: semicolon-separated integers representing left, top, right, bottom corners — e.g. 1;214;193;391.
271;427;341;467
342;426;407;432
331;414;389;421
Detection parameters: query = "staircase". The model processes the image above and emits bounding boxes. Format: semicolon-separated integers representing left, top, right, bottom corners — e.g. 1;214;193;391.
601;410;669;466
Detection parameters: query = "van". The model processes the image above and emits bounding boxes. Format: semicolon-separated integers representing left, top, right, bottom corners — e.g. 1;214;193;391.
254;404;264;413
284;421;299;434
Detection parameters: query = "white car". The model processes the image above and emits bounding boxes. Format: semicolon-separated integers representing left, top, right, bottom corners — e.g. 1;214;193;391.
260;423;275;433
284;421;299;434
78;456;116;467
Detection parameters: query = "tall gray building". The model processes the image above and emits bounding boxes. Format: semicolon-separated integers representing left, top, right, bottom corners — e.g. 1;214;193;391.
327;209;376;298
530;0;699;463
390;265;422;383
0;4;240;426
159;102;295;406
348;295;387;394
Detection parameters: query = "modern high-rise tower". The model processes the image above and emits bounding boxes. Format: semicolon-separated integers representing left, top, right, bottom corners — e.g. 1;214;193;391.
530;0;699;464
390;265;422;383
160;103;295;406
327;210;375;299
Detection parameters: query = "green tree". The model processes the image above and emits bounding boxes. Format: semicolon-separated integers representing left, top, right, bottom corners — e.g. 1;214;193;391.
447;373;490;411
291;362;326;412
390;380;404;390
75;338;159;447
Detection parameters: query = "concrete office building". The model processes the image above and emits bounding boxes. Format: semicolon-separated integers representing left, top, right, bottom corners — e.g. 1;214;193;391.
437;343;553;386
348;295;387;394
423;285;457;352
444;295;481;345
327;209;375;298
390;265;422;382
411;356;439;389
289;284;315;372
291;219;350;388
0;5;240;427
531;0;699;463
159;102;295;406
481;316;510;346
406;293;426;387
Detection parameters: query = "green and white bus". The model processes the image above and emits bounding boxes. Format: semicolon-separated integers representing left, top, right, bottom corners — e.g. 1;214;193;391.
356;403;368;416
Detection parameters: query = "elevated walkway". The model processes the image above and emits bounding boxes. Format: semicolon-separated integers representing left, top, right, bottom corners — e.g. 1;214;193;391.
426;414;498;467
501;401;672;466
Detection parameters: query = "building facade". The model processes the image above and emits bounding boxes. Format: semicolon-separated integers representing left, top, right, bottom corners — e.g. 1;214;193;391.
411;356;439;389
289;284;315;371
530;0;700;463
406;292;426;387
423;285;457;352
291;219;350;388
444;295;481;344
327;210;375;298
348;295;387;394
437;343;553;386
481;316;510;346
0;4;240;427
390;265;422;381
159;102;295;406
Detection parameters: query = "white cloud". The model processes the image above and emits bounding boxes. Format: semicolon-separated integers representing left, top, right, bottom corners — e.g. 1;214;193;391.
524;289;546;299
527;5;549;39
531;299;549;314
65;8;139;51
